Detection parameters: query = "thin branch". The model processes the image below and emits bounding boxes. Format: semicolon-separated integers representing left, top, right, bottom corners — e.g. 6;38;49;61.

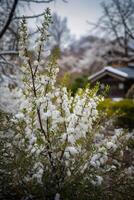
0;0;19;39
0;60;16;67
87;18;107;31
20;0;68;3
24;48;56;171
0;51;19;56
28;29;39;36
20;0;54;3
13;12;45;20
25;48;47;139
7;26;18;37
0;54;7;61
114;0;134;40
102;2;123;48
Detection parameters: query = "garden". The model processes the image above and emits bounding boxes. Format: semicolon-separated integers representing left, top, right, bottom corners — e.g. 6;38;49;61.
0;8;134;199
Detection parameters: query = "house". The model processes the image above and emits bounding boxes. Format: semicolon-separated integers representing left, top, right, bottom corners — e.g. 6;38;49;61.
88;65;134;98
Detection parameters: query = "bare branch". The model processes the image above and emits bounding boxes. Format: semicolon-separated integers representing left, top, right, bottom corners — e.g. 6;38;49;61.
0;51;19;56
14;0;68;21
7;26;18;37
0;60;16;67
87;16;107;31
13;12;44;20
102;1;123;48
19;0;68;3
20;0;55;3
0;0;19;39
113;0;134;40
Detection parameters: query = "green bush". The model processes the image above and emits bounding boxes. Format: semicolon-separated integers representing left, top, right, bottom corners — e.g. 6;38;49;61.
98;99;134;129
70;75;88;95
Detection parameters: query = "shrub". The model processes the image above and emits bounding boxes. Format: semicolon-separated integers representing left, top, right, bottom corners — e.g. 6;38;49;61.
70;75;88;95
98;99;134;130
0;9;134;200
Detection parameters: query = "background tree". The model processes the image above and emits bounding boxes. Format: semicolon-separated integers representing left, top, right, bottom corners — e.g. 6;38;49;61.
48;13;72;50
0;0;68;85
0;12;133;198
95;0;134;63
0;0;68;38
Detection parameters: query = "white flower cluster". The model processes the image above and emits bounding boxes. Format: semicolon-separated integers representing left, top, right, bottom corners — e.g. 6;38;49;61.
32;162;44;183
90;151;108;168
19;17;28;58
1;10;133;198
91;175;103;186
89;129;134;188
125;165;134;176
14;14;104;186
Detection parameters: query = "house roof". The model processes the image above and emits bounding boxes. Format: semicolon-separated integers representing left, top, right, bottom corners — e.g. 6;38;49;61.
88;66;134;82
118;66;134;79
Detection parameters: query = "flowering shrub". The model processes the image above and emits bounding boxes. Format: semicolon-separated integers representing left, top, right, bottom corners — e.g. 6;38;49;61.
0;8;134;200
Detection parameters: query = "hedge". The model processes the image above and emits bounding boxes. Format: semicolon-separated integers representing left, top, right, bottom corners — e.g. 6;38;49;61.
98;99;134;130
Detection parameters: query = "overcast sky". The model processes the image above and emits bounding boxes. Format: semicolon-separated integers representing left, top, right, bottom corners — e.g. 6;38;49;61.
21;0;105;39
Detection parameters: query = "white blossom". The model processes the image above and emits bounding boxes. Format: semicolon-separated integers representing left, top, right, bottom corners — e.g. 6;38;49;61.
55;193;60;200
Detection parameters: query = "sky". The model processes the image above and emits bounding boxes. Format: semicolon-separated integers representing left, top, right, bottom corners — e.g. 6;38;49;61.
21;0;105;39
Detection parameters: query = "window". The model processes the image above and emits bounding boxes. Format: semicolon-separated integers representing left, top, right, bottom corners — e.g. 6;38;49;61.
100;83;105;89
118;83;124;90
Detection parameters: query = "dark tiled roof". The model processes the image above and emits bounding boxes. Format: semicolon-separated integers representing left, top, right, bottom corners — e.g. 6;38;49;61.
88;66;134;82
118;66;134;79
